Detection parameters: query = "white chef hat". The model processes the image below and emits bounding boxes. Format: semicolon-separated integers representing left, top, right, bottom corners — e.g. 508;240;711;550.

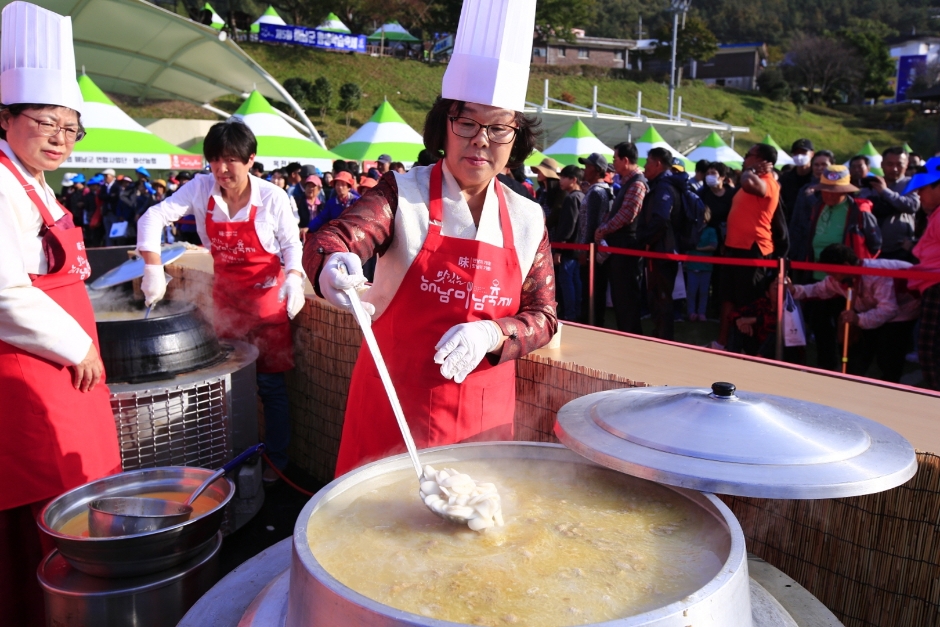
441;0;536;112
1;2;83;114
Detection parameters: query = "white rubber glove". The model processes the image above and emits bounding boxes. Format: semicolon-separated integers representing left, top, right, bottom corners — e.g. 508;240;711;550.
319;252;375;317
141;264;167;307
434;321;501;384
278;272;306;319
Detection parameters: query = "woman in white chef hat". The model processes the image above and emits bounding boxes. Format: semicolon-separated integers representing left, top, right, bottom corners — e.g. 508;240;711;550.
304;0;557;477
0;3;121;623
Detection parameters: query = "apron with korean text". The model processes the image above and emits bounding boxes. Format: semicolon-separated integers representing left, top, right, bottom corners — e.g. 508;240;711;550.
335;161;522;476
0;152;121;511
205;197;293;373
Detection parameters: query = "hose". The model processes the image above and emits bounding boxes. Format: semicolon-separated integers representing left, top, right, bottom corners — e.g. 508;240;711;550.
261;452;315;497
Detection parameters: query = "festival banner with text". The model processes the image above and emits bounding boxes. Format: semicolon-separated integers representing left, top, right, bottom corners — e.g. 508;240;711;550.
259;23;367;54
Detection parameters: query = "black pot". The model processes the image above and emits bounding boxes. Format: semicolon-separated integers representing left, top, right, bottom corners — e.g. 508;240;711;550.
96;300;224;383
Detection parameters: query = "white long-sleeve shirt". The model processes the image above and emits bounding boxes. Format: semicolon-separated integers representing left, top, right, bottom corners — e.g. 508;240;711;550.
0;140;92;366
791;258;920;329
137;172;304;276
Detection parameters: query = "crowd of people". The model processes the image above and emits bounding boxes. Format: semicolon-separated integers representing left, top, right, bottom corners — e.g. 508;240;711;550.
528;139;938;390
61;137;939;390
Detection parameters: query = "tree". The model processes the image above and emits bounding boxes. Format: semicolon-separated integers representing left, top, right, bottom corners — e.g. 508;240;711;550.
310;77;334;120
283;77;313;107
338;82;362;127
653;14;719;84
756;67;791;102
783;34;861;104
834;20;896;102
535;0;596;40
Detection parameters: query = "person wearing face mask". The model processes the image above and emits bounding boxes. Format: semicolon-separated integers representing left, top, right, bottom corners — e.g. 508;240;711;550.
304;0;556;477
137;121;307;483
779;138;815;221
697;162;737;240
0;4;122;622
787;150;835;246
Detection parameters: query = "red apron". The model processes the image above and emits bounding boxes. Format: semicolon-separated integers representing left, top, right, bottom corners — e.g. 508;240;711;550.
0;152;121;511
335;162;522;476
205;196;293;373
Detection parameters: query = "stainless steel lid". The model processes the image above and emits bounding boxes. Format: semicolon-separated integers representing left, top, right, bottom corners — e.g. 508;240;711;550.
90;244;187;290
555;382;917;499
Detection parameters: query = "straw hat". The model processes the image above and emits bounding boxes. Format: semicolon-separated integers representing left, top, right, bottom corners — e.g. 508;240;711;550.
532;157;560;180
813;165;858;194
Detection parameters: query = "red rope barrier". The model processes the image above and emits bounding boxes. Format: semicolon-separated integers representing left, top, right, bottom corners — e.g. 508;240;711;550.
549;243;940;283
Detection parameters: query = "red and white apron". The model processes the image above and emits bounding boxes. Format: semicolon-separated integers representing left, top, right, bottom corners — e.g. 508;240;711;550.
0;152;121;511
335;162;522;476
205;197;293;373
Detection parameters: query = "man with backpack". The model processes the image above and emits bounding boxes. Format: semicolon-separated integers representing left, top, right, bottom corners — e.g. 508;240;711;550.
637;147;686;340
576;153;613;324
711;143;781;350
595;142;647;334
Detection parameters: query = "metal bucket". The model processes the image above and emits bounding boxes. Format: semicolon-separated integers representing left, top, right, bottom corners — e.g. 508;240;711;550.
286;442;753;627
39;531;221;627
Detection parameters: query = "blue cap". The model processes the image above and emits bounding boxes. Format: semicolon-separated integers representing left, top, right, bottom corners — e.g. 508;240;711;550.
71;173;86;184
136;167;151;178
904;156;940;194
88;174;105;185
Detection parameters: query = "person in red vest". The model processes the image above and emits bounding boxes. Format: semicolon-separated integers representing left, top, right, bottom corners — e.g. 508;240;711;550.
303;0;557;477
0;4;121;623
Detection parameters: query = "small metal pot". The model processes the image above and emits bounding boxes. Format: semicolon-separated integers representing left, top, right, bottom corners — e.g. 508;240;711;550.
39;467;234;578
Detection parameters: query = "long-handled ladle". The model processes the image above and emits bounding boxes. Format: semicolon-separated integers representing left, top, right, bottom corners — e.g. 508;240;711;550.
340;268;503;531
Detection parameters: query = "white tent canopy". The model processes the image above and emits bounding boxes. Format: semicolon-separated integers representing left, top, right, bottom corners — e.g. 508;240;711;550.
0;0;324;147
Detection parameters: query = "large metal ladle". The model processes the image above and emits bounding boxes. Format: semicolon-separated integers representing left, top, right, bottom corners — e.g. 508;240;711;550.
88;443;265;537
340;276;483;527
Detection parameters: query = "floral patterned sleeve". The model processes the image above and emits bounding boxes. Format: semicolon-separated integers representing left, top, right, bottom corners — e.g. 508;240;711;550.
302;173;398;296
492;229;558;364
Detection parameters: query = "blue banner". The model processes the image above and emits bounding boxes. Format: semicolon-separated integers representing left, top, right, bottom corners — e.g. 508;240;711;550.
259;23;367;53
896;55;927;102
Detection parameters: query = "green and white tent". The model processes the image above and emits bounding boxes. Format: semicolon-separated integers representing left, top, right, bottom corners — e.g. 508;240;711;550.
204;3;224;29
844;140;883;176
903;142;914;154
542;120;613;167
318;12;351;33
367;21;420;43
761;134;794;168
62;75;202;171
250;6;286;34
685;132;743;169
331;101;424;164
194;91;338;171
635;126;693;170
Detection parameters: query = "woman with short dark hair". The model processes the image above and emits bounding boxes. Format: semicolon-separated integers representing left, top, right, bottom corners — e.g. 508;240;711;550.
136;120;306;482
303;3;557;476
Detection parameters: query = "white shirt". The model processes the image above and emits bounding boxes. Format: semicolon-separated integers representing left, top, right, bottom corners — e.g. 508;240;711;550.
0;140;92;366
363;162;545;319
137;172;304;276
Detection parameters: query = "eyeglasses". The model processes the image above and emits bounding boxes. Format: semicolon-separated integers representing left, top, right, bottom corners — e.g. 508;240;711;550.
449;116;518;144
20;114;86;142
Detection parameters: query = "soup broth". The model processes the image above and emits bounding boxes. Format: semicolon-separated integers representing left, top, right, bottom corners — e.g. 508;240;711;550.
307;459;728;627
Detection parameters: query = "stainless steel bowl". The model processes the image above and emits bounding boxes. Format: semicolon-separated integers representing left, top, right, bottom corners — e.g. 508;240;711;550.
39;467;235;578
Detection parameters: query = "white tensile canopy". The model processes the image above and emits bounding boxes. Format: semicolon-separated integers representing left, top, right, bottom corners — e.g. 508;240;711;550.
0;0;325;147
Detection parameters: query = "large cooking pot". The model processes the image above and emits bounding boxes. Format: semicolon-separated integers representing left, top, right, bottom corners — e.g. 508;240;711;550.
39;467;235;578
286;442;752;627
95;300;224;383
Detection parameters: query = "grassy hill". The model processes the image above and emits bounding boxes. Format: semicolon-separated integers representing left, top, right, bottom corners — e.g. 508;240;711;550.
118;43;916;161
